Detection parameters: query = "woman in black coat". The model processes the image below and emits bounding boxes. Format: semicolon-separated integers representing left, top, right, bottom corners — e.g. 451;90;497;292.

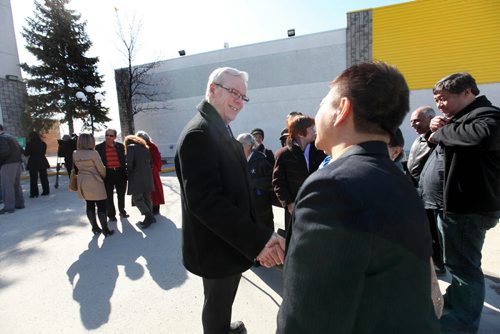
125;134;155;228
24;131;50;197
237;133;274;230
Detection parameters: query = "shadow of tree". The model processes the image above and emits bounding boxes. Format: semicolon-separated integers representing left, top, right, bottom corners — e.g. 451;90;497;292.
65;215;187;330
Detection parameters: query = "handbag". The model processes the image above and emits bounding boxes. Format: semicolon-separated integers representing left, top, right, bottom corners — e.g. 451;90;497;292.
68;168;78;192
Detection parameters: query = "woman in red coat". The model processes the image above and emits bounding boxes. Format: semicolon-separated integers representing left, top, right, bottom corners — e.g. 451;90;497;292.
136;131;165;215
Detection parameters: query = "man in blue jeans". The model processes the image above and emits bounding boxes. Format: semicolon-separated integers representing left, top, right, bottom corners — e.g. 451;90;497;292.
423;72;500;333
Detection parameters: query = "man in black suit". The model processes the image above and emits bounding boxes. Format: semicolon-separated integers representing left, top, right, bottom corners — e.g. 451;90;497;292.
277;62;439;333
95;129;128;221
175;67;284;334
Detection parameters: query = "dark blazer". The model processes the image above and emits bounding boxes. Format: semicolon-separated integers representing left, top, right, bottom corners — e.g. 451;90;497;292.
24;139;50;170
277;141;439;334
272;142;325;207
175;100;274;279
95;141;126;169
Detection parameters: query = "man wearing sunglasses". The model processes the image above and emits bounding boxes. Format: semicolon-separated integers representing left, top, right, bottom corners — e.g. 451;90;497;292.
175;67;284;334
95;129;129;221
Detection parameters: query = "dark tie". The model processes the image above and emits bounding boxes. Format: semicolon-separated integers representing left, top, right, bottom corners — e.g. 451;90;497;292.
227;125;235;139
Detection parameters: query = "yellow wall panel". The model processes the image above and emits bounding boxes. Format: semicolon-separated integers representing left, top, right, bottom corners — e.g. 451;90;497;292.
373;0;500;90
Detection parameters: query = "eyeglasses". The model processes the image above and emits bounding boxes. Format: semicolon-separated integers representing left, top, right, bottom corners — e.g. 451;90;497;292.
214;83;250;103
105;134;115;137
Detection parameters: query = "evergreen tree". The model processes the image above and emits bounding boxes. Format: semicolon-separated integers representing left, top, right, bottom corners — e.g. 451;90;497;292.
20;0;110;135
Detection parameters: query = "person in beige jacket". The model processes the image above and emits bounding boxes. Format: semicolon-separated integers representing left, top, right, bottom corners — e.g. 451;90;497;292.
73;133;114;237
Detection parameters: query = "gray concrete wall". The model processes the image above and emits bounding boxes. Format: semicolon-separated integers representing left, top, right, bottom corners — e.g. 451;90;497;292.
0;0;24;135
132;29;347;157
0;0;21;79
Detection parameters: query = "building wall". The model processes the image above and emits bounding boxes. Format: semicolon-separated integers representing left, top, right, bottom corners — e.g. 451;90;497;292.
0;0;22;79
131;29;346;157
121;1;500;156
372;0;500;90
0;0;24;137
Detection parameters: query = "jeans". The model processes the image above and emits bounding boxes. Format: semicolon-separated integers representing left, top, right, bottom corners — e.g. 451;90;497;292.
436;211;499;333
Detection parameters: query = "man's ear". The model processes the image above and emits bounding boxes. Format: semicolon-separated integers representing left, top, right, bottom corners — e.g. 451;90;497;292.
208;83;217;96
333;97;351;127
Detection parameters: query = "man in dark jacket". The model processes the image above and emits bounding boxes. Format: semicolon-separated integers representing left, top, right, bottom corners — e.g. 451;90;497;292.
95;129;128;221
407;106;436;185
407;106;445;274
277;62;439;333
0;124;25;214
175;67;284;334
424;72;500;333
250;128;275;167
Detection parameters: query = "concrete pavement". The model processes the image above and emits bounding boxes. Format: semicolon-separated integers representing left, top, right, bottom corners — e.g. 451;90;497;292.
1;172;499;333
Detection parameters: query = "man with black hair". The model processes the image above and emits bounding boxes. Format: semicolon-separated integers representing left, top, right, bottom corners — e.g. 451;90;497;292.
423;72;500;333
277;62;439;333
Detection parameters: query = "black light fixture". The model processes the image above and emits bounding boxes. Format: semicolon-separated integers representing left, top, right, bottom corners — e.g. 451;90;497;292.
287;29;295;37
178;50;186;56
6;74;19;81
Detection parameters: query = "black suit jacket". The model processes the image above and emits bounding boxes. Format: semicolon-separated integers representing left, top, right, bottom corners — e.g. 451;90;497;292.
277;141;439;334
95;141;126;169
175;100;274;278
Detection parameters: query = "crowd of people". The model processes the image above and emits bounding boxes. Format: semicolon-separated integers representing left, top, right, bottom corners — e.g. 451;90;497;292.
1;62;499;334
175;65;500;334
0;126;165;235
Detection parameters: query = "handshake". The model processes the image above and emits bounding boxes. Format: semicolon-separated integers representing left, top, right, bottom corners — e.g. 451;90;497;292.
256;232;286;268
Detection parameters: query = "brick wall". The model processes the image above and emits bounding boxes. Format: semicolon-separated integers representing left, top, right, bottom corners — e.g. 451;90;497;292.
41;121;61;156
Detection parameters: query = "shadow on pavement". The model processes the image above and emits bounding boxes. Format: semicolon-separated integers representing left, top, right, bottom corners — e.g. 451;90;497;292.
241;266;283;308
66;215;187;330
0;179;81;290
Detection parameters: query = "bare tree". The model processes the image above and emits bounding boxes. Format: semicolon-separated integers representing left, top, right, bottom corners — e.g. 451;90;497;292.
113;8;165;136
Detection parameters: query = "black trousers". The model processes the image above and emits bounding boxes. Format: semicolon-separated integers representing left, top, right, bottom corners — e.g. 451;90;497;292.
202;274;242;334
104;168;127;217
29;168;49;196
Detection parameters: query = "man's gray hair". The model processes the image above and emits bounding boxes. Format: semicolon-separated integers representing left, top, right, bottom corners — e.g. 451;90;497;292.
205;67;249;99
236;133;256;150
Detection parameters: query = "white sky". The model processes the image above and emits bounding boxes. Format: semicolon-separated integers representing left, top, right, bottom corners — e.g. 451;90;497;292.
10;0;405;135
